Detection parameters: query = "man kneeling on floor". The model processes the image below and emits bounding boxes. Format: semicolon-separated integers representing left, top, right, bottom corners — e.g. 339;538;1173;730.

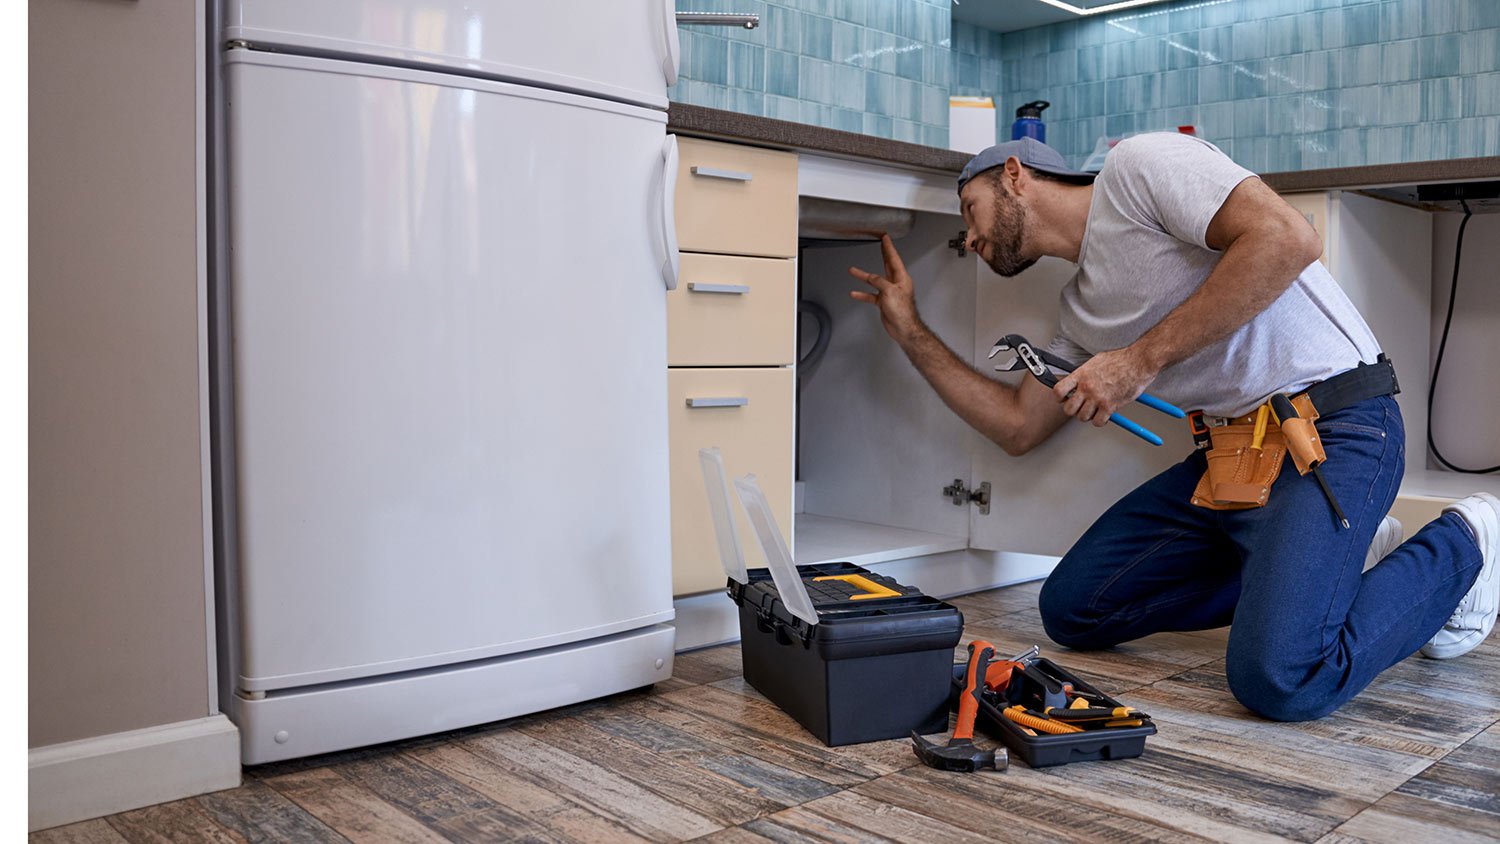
847;133;1497;721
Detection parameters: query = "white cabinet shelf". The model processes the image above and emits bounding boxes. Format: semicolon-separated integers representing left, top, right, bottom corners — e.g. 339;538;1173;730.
793;513;967;567
1400;469;1500;501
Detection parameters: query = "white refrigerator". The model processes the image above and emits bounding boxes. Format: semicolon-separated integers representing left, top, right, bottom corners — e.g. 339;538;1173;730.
212;0;683;763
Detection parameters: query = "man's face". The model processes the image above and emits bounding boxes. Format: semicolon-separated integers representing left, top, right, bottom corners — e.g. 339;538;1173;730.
960;171;1037;278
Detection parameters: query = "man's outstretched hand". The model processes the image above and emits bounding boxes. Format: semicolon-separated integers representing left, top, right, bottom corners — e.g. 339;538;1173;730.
848;234;923;346
1051;346;1160;426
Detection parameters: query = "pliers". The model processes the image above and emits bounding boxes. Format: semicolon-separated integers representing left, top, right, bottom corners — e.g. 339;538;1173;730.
987;333;1186;446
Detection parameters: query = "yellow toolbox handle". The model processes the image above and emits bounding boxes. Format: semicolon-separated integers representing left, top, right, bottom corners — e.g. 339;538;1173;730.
811;574;901;600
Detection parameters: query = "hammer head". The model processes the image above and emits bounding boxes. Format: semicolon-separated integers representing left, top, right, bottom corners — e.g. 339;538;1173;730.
910;731;1006;772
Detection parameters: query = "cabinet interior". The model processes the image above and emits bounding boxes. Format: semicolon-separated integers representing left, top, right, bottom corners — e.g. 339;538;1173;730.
793;211;981;567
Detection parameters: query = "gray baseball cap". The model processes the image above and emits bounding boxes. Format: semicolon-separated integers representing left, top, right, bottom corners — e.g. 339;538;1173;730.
956;137;1095;194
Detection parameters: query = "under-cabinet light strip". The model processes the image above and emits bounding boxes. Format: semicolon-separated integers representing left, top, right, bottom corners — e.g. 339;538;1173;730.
1031;0;1177;16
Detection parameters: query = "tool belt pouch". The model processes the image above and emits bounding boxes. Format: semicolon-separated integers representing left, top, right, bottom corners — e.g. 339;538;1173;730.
1191;427;1287;510
1280;395;1327;475
1190;395;1324;510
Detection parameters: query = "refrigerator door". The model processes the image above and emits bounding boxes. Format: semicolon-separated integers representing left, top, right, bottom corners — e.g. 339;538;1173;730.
225;49;673;691
222;0;678;109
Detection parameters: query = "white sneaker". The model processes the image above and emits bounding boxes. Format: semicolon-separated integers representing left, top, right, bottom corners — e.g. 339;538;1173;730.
1363;515;1404;572
1421;492;1500;660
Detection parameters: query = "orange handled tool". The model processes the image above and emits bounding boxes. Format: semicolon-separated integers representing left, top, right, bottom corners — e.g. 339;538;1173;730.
1002;705;1084;735
1045;706;1145;722
910;640;1006;772
984;644;1039;694
1271;393;1349;529
956;640;995;743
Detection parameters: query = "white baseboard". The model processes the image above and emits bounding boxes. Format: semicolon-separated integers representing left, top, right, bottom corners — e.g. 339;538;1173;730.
670;590;743;651
29;714;241;832
671;549;1056;652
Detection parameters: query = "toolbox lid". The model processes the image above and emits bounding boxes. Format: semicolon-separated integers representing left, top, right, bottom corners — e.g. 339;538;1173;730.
698;448;749;586
732;473;819;627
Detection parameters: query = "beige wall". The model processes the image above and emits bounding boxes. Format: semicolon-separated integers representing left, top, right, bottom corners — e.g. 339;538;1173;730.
29;0;209;747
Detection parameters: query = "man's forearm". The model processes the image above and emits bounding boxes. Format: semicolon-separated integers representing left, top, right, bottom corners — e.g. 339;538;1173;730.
1132;230;1311;373
896;322;1034;454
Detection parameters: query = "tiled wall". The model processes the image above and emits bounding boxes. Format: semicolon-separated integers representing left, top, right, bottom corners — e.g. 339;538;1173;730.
673;0;1499;172
988;0;1500;172
669;0;952;147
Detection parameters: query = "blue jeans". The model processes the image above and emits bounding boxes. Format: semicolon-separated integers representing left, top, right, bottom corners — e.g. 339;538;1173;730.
1038;395;1483;721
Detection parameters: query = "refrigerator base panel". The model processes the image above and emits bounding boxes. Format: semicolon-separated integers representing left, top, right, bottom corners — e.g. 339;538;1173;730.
231;624;676;764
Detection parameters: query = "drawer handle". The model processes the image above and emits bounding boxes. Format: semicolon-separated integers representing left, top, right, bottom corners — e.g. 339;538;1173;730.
691;165;753;182
687;282;750;295
686;397;749;408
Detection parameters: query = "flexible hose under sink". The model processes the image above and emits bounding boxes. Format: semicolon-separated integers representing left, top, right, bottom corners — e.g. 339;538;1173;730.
796;298;832;483
798;299;833;379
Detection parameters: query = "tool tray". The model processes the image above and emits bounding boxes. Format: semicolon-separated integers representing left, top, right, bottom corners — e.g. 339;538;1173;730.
730;562;963;659
950;657;1156;767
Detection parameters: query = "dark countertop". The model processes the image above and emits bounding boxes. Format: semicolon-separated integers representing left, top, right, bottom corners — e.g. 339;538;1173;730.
666;103;1500;193
668;103;971;174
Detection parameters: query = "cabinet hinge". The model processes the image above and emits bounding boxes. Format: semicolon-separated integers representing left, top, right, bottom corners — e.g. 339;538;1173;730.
942;479;991;515
948;230;968;257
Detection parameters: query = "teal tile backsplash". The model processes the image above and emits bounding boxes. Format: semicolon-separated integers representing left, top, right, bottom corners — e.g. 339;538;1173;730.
670;0;952;147
670;0;1500;171
978;0;1500;172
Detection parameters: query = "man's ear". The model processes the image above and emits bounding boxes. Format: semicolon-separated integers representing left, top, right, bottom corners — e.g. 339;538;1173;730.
1003;156;1026;194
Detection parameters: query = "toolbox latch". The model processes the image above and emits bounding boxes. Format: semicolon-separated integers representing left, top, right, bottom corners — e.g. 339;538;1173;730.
942;479;991;515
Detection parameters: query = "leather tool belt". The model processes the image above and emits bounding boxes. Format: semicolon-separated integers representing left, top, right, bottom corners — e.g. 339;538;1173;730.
1188;356;1399;511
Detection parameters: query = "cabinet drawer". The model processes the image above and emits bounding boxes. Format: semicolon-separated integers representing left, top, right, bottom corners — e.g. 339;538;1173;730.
674;136;797;258
668;253;795;366
668;368;794;595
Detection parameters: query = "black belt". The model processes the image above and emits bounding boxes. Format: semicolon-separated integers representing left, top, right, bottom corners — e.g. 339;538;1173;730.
1300;354;1399;417
1194;355;1400;429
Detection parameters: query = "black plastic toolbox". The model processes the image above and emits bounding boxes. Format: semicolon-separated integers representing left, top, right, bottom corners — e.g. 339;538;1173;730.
950;657;1156;767
730;562;964;746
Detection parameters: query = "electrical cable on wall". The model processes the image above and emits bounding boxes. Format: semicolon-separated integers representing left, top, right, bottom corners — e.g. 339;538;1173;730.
1427;197;1499;474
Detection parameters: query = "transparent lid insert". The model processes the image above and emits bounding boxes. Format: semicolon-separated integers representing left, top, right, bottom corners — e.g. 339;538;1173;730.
697;447;748;586
732;473;818;627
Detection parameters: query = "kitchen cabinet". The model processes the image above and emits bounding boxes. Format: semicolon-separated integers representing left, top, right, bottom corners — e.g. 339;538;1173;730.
667;137;797;596
796;213;1192;567
1282;189;1500;534
666;149;1188;646
668;142;1497;649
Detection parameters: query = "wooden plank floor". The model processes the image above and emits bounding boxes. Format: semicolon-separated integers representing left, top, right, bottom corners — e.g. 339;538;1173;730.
35;581;1500;843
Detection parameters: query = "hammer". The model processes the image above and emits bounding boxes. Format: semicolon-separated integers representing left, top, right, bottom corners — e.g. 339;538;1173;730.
911;640;1008;773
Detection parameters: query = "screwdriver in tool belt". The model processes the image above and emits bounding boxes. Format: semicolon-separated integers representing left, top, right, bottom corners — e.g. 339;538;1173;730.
1270;393;1349;529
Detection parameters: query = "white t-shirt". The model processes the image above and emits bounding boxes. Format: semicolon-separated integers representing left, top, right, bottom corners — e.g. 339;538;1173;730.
1047;132;1381;418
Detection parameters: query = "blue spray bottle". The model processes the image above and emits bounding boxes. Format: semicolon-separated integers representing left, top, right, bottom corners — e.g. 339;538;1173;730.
1011;100;1050;142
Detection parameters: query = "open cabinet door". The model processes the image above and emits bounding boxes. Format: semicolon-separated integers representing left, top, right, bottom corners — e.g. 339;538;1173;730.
967;257;1193;556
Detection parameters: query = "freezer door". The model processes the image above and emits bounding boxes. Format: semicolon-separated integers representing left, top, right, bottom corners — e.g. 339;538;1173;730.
222;0;677;109
224;50;673;691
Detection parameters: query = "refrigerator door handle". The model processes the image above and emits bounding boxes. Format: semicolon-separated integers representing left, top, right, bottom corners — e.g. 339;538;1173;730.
661;0;681;86
660;135;680;290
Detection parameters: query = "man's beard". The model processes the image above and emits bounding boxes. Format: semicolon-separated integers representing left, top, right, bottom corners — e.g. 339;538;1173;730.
984;190;1036;277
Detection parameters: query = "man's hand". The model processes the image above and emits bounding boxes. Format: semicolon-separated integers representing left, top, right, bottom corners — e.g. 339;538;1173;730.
1052;346;1160;426
848;234;922;346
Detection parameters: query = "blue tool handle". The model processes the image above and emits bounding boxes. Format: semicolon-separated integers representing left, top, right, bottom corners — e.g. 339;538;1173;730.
1136;392;1185;418
1108;413;1163;446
